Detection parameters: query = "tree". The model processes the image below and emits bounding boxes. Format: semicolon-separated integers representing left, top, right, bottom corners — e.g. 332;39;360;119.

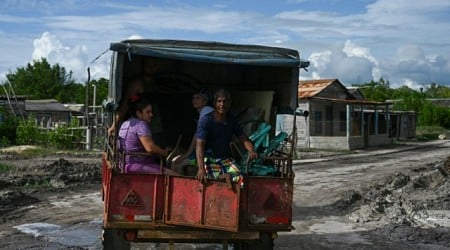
392;86;425;112
90;78;109;106
0;106;19;146
6;58;75;100
59;82;85;103
419;101;450;128
424;82;450;98
358;79;450;129
357;78;394;102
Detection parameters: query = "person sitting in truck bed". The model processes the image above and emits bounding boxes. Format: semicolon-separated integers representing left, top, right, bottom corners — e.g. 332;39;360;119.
108;76;145;136
195;88;257;187
171;88;214;174
117;94;179;175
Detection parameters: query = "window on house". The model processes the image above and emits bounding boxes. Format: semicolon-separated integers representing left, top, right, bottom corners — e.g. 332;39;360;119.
379;114;387;134
325;105;333;136
369;113;375;135
351;111;361;136
339;111;346;132
313;111;322;135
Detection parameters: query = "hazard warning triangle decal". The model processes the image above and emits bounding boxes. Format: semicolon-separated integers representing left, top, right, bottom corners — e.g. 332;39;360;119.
122;189;140;207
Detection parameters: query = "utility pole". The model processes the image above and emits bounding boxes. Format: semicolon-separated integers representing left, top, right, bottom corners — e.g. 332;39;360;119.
85;67;91;150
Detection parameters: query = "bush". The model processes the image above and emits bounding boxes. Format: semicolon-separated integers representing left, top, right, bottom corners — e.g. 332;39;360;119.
47;119;84;150
416;126;448;141
16;115;85;149
16;115;43;145
0;113;19;146
0;162;12;173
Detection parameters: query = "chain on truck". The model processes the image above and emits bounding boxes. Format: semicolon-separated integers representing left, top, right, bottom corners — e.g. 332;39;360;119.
101;39;309;250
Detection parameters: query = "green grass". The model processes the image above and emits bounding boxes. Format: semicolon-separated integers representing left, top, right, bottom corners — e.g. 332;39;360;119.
416;126;448;141
0;162;12;172
20;180;53;189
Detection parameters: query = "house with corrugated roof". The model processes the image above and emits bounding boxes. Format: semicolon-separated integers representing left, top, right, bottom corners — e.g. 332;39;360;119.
277;79;394;150
25;99;82;127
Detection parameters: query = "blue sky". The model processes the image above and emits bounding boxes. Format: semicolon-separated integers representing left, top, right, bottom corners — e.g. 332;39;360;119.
1;0;449;89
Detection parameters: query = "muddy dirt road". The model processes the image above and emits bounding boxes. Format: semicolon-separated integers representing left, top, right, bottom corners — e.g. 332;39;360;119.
0;140;449;249
283;140;450;250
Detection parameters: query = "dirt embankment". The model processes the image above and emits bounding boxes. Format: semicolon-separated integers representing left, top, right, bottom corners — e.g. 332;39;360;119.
0;149;102;222
332;155;450;247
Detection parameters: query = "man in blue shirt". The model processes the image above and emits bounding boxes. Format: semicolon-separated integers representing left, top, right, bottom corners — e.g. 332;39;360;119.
195;88;257;186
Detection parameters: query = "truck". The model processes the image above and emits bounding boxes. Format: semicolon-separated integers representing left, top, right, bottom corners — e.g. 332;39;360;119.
101;39;307;249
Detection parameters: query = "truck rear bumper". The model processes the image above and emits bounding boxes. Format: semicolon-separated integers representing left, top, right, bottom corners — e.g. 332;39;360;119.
137;229;259;241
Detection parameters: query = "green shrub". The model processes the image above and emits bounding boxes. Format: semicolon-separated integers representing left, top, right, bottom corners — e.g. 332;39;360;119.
0;162;12;173
16;115;43;145
0;136;10;147
416;126;447;141
0;114;18;145
16;115;85;149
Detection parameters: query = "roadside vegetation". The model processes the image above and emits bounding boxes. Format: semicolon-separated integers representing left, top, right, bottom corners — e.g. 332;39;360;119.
358;78;450;140
0;114;84;150
415;126;448;141
0;58;107;149
0;162;11;173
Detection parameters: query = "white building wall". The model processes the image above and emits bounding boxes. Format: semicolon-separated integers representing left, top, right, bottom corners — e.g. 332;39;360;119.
308;136;349;150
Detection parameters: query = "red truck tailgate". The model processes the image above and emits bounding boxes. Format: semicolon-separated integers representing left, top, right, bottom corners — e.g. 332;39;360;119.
165;176;240;232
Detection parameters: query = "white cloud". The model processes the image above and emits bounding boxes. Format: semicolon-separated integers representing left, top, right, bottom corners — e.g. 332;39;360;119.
32;32;108;82
308;50;332;74
399;78;422;90
343;41;378;65
127;34;143;40
304;41;380;85
342;40;380;81
381;45;450;88
45;6;254;35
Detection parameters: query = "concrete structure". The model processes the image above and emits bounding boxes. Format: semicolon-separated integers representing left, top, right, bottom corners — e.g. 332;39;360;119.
389;111;417;139
277;79;393;150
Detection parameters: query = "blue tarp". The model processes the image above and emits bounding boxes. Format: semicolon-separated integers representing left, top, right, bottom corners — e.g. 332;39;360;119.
110;39;301;67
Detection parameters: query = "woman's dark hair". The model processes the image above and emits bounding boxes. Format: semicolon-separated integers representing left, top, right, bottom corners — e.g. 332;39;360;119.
127;94;152;117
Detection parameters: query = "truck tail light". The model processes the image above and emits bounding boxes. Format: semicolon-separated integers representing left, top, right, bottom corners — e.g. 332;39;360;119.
124;230;137;241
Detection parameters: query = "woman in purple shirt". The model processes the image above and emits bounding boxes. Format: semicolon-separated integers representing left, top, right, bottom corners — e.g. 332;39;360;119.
117;94;178;174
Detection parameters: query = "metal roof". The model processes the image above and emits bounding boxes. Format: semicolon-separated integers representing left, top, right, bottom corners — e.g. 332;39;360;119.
346;87;366;100
298;79;339;98
110;39;301;67
298;79;386;105
307;96;387;105
26;99;74;112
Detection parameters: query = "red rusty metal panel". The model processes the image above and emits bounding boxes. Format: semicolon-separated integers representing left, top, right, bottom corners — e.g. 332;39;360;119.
165;176;240;232
165;177;203;225
106;174;165;223
204;181;240;231
247;177;293;226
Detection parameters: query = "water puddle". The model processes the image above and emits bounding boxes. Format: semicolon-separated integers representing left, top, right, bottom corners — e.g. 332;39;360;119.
13;219;224;249
13;223;62;237
421;210;450;227
14;218;103;249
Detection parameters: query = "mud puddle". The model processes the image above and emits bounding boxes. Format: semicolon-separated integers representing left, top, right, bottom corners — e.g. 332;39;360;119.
14;220;103;249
